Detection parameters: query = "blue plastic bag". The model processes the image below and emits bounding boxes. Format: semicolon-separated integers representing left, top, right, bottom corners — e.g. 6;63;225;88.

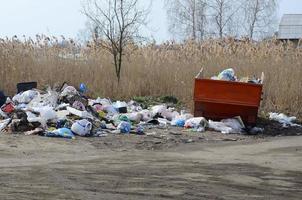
46;128;75;139
175;119;186;127
79;83;87;94
117;121;131;134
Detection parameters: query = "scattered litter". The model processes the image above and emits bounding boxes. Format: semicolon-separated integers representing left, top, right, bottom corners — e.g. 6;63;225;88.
146;132;157;136
269;113;301;128
79;83;87;94
1;102;15;114
171;119;185;127
169;131;182;136
56;110;70;120
171;112;193;127
0;119;11;132
221;138;239;142
184;117;208;130
13;90;38;104
209;120;233;134
25;128;44;136
113;101;128;113
67;106;93;119
46;128;75;139
221;117;245;133
60;86;79;98
209;117;245;134
135;125;145;135
183;139;194;143
249;127;264;135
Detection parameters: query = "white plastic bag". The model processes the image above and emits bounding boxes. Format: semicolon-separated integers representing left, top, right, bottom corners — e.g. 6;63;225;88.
209;120;233;134
151;105;167;116
221;117;245;133
209;117;244;134
151;105;179;120
60;86;78;97
56;110;70;120
29;87;58;108
113;101;128;109
27;106;57;127
67;107;94;119
217;68;236;81
124;112;143;123
102;105;118;114
269;112;301;127
184;117;208;129
35;106;57;121
0;119;11;132
139;110;153;122
13;90;39;104
90;98;111;106
71;119;92;136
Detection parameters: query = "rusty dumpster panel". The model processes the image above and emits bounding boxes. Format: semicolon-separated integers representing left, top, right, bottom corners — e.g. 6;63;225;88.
194;79;263;125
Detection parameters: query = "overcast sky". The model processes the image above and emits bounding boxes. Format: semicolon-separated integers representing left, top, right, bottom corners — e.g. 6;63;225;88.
0;0;301;42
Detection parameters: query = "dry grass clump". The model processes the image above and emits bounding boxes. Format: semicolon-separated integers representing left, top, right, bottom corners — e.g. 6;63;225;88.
0;36;301;118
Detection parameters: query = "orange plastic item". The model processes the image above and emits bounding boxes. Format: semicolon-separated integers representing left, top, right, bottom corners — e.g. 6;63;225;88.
194;69;263;125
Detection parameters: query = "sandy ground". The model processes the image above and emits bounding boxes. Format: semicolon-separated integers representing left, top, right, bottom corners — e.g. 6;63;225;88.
0;130;302;200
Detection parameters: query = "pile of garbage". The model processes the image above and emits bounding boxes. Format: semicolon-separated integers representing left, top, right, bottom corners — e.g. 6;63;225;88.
0;83;253;139
0;82;300;139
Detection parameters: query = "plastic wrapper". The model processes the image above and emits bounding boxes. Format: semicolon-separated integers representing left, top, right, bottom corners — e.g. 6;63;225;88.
46;128;75;139
269;112;301;127
209;117;244;134
13;90;38;104
0;119;11;132
184;117;208;129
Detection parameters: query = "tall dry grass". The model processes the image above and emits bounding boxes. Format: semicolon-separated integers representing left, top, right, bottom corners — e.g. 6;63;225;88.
0;36;301;118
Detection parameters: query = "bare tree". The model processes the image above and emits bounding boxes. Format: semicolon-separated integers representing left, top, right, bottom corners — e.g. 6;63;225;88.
77;21;101;45
82;0;149;82
208;0;242;38
165;0;207;41
243;0;278;40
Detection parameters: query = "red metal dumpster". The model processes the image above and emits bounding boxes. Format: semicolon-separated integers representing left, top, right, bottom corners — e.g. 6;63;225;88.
194;69;263;125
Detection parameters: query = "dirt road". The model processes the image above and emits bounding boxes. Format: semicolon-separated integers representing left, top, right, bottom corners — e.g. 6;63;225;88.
0;133;301;200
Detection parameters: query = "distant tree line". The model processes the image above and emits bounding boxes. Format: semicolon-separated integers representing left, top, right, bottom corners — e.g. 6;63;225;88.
164;0;278;41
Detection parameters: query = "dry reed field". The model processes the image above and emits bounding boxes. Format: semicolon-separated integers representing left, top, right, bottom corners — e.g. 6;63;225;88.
0;36;301;118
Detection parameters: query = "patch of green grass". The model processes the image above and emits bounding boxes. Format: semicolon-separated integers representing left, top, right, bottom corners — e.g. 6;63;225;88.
133;95;182;109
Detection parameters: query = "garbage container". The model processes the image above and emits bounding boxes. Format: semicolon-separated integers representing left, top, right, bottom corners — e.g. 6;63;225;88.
194;69;263;125
17;82;37;93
